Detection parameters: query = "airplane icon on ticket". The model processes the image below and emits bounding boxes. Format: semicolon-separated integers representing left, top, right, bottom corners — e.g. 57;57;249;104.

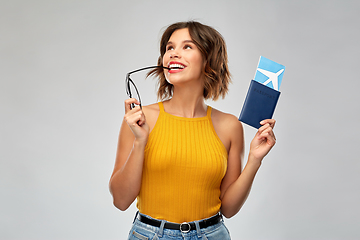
254;56;285;91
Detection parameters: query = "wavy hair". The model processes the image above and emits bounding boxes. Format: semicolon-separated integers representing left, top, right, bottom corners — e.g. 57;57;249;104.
148;21;231;101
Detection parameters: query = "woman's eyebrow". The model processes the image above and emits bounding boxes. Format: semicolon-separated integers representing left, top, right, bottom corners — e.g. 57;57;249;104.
183;40;194;44
166;40;194;46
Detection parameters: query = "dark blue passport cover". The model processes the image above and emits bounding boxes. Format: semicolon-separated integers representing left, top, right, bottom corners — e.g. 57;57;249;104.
239;80;281;129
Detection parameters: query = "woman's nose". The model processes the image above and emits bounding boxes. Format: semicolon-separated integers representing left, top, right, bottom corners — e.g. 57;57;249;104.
169;49;180;59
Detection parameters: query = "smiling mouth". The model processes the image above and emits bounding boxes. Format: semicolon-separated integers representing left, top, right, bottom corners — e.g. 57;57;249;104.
168;63;185;70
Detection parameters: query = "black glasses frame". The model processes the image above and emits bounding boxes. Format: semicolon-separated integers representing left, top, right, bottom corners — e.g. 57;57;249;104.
125;65;170;109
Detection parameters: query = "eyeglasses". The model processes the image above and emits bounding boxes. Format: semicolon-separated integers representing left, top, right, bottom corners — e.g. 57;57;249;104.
125;65;170;109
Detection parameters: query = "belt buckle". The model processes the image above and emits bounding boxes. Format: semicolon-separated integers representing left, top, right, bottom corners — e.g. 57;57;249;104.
180;222;191;233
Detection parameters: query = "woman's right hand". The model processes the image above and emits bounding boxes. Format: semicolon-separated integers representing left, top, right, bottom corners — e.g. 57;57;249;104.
124;98;149;143
110;98;149;211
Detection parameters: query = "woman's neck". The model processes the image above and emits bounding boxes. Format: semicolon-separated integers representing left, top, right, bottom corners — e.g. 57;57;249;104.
164;88;207;118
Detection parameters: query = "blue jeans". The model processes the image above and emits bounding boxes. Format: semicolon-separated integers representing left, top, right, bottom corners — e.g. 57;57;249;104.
128;212;231;240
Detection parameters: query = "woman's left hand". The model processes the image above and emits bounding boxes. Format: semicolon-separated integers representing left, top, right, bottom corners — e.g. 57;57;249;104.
249;119;276;162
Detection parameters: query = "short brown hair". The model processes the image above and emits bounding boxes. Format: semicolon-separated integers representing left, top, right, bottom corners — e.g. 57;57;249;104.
148;21;231;101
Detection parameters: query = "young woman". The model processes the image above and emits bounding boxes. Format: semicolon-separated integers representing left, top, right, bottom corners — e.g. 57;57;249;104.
109;21;276;239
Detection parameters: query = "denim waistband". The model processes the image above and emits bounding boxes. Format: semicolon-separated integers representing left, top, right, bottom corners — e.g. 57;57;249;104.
132;211;224;238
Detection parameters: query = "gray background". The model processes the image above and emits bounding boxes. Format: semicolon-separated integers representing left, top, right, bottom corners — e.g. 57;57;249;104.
1;0;359;239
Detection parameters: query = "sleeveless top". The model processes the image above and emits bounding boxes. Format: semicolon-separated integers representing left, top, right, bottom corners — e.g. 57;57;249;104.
136;102;228;223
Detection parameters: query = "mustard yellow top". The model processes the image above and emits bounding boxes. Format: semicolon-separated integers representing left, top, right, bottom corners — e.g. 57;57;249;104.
136;102;228;223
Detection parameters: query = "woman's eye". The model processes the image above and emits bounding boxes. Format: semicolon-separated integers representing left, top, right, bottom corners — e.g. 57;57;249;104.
166;46;174;51
184;45;192;49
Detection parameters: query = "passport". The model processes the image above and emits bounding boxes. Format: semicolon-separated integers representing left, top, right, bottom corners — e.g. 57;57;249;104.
238;80;280;129
239;57;284;129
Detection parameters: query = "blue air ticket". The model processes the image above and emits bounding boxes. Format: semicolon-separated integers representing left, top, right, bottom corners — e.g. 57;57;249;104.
254;56;285;91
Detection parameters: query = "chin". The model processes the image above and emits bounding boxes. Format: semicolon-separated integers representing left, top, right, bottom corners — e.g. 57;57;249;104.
165;77;172;84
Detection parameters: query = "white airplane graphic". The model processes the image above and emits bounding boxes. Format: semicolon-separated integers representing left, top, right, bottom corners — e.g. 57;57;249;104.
256;68;284;91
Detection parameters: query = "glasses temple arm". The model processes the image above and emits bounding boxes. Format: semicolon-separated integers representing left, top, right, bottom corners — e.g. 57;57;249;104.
127;65;170;75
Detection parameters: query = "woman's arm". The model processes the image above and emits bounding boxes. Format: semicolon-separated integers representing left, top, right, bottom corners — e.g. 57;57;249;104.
220;118;276;218
109;98;150;211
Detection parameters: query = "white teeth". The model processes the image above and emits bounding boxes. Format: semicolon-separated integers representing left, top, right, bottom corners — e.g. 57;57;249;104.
169;64;185;69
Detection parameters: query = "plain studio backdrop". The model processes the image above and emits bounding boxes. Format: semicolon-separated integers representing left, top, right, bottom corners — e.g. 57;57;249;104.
1;0;359;239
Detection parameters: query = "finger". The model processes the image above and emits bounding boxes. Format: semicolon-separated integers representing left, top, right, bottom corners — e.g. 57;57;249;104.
256;123;271;139
124;111;139;126
124;106;142;123
266;131;276;146
124;98;141;113
257;129;269;140
124;105;142;121
125;98;140;112
260;119;276;129
259;128;276;145
126;107;147;127
137;112;146;126
258;123;270;134
262;123;276;142
128;113;144;128
265;127;276;141
260;119;275;128
132;108;145;126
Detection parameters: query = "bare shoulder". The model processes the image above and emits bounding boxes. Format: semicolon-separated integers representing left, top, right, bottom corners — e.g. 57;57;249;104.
142;102;160;114
142;103;160;131
211;107;244;151
211;108;243;132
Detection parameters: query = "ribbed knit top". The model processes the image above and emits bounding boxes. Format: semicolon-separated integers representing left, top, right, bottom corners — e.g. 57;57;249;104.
136;102;228;223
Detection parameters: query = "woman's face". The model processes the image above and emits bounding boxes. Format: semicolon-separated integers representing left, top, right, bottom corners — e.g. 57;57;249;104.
162;28;204;86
